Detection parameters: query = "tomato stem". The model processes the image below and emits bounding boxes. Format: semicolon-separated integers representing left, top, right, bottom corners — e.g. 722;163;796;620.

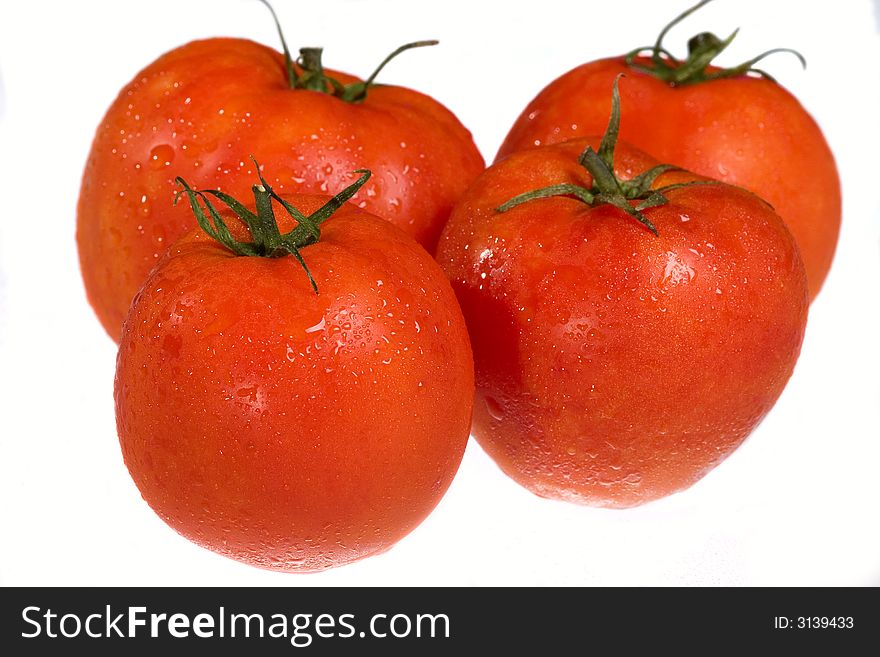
296;47;344;94
257;0;436;102
624;0;806;86
174;162;371;293
340;40;439;102
256;0;297;88
497;76;718;234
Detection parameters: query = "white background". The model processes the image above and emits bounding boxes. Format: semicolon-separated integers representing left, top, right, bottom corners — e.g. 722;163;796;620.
1;0;878;586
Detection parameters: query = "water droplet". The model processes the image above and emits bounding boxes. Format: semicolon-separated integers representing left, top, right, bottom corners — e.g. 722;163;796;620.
305;317;325;334
149;144;174;170
484;396;504;421
659;252;695;287
237;386;258;401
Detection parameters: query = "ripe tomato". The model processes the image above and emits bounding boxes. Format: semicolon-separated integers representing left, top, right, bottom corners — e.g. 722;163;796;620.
497;1;838;300
437;85;808;507
115;172;474;571
78;4;484;341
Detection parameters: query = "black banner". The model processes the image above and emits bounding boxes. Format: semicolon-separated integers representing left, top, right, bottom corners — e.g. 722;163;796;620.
1;587;876;654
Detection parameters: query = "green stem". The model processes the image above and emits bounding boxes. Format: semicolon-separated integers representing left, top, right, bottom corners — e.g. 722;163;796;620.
256;0;436;102
340;40;439;102
651;0;712;66
624;0;806;86
497;184;595;213
496;76;717;235
256;0;296;88
297;47;336;93
174;163;371;293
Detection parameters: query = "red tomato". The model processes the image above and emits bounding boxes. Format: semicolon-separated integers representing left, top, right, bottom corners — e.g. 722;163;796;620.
78;6;484;341
115;173;474;571
438;86;807;507
497;2;838;300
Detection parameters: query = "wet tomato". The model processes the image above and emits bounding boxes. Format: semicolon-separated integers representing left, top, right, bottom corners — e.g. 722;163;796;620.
438;85;808;507
497;1;839;299
115;171;474;571
79;3;484;341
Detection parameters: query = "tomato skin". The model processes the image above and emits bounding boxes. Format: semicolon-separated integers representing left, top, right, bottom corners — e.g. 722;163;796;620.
79;37;485;341
497;57;840;300
115;197;474;571
437;139;807;507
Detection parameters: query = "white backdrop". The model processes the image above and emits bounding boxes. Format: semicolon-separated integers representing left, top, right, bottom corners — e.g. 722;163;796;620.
1;0;878;586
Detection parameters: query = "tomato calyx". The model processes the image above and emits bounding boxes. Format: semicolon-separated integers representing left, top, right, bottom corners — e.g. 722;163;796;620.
174;161;371;293
296;41;439;102
258;0;436;103
623;0;806;86
497;77;714;234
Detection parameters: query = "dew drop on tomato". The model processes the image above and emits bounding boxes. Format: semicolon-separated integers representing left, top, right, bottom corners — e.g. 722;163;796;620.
148;143;175;170
484;396;505;421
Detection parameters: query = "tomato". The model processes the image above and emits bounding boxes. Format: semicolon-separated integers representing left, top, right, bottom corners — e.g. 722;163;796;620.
78;3;484;341
437;84;808;507
497;1;839;300
115;171;474;571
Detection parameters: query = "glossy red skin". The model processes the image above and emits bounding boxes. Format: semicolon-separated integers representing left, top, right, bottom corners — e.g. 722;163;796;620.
115;197;474;572
79;37;485;341
498;57;840;300
437;139;808;507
